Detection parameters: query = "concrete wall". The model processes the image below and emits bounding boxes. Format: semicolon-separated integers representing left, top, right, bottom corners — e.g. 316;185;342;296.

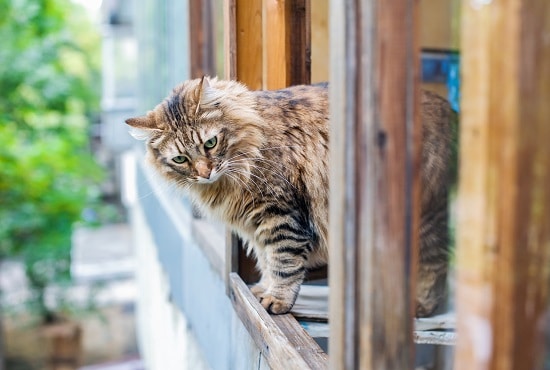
126;154;270;370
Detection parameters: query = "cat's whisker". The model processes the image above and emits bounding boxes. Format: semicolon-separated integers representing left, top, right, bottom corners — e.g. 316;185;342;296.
227;158;296;190
227;145;302;162
222;160;280;197
221;169;258;208
225;167;267;199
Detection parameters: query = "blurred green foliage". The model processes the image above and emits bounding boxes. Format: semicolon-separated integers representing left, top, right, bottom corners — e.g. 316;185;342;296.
0;0;102;318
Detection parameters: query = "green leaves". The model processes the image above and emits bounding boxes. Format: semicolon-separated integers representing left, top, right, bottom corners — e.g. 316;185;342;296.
0;0;103;317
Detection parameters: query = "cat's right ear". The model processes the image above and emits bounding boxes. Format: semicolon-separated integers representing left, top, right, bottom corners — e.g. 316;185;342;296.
125;116;159;140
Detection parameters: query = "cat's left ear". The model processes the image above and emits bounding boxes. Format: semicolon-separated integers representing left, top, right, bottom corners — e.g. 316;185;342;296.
125;115;159;140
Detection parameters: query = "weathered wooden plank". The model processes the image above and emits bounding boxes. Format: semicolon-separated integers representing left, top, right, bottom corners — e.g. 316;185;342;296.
223;0;236;80
414;331;456;346
291;285;329;322
415;312;456;331
329;0;420;368
300;320;457;346
229;273;327;370
454;1;550;369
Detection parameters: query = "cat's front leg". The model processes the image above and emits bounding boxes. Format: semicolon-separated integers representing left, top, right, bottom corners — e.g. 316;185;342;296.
256;244;307;314
249;247;271;296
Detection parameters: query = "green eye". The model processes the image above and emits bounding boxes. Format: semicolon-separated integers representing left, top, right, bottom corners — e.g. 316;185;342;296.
204;136;217;149
172;155;188;164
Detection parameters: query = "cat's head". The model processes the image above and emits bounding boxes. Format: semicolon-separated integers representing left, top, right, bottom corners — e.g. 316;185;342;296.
125;76;265;190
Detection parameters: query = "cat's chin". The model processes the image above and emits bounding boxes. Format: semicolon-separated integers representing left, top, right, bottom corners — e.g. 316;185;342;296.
195;168;223;184
195;177;217;185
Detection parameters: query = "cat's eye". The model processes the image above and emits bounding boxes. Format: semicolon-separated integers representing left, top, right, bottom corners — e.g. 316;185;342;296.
172;155;188;164
204;136;217;149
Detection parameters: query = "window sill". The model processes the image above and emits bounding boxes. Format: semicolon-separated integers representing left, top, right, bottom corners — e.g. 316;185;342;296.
229;273;329;370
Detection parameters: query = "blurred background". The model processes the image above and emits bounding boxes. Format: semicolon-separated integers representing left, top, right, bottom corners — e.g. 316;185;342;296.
0;0;140;368
0;0;463;368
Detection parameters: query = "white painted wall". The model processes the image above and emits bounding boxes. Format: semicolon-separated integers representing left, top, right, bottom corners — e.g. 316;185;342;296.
132;203;209;370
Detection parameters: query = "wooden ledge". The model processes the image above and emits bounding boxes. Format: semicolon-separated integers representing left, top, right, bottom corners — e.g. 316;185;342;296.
291;285;457;346
229;273;328;370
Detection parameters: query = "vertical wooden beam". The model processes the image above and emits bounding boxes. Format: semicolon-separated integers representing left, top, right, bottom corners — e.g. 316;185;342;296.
263;0;310;89
223;0;237;80
189;0;216;78
287;0;311;86
454;1;550;369
224;0;311;286
224;0;264;285
329;0;420;368
263;0;288;89
224;0;263;86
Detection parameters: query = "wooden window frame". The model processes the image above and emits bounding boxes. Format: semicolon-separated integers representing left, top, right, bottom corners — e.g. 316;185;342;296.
189;0;550;368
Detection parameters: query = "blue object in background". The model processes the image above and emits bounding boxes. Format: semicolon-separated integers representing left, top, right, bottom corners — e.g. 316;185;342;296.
421;50;460;112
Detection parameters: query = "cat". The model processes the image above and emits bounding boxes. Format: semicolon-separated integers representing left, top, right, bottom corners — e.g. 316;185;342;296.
126;76;455;316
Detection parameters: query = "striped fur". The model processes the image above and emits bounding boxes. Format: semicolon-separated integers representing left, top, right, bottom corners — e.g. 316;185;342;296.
126;77;456;316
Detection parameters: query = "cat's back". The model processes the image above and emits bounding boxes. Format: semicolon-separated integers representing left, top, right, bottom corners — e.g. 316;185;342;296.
253;83;329;130
420;89;458;199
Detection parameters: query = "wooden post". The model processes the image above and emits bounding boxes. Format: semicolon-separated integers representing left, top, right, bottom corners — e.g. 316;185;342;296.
224;0;311;286
263;0;310;89
225;0;263;89
189;0;216;78
454;1;550;369
329;0;420;368
224;0;264;286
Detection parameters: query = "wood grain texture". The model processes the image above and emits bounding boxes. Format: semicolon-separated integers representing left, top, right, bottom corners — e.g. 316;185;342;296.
263;0;288;89
223;0;236;80
329;0;420;368
454;1;550;369
229;273;328;370
300;320;457;346
263;0;310;89
310;0;328;83
287;0;310;86
224;0;263;285
236;0;263;89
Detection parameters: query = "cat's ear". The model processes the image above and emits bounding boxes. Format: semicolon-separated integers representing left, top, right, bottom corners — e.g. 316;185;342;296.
125;115;159;140
195;76;210;115
196;76;225;113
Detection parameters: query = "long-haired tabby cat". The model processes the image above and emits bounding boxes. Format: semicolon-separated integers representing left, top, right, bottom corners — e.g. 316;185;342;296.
126;76;455;316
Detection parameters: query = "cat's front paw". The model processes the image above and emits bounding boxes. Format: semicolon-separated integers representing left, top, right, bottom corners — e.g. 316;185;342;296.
250;283;266;297
258;292;294;314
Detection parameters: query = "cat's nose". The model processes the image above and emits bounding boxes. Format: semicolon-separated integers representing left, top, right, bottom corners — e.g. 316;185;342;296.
195;159;212;179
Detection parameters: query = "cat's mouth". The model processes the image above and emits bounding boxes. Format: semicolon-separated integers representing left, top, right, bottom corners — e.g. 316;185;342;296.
195;167;221;184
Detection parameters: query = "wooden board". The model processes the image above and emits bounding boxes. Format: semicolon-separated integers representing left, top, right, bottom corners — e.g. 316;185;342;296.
224;0;263;88
229;273;328;370
300;321;457;346
291;285;329;322
454;1;550;369
328;0;421;368
263;0;310;89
